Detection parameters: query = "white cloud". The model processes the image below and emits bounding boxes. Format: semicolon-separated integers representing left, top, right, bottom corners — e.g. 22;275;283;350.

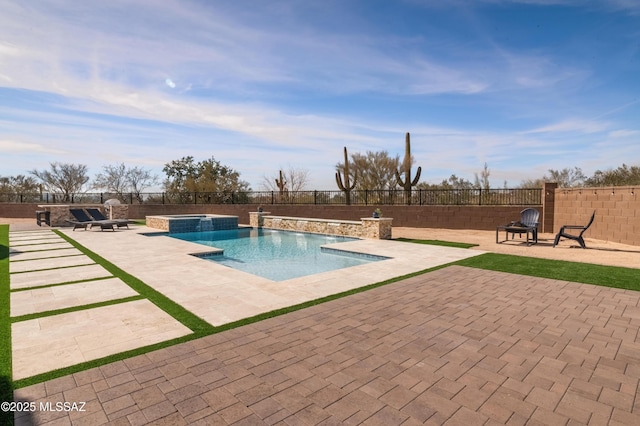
524;119;611;134
609;129;640;138
0;139;66;155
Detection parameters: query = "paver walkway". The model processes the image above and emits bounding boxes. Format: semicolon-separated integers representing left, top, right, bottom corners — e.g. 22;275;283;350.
14;266;640;425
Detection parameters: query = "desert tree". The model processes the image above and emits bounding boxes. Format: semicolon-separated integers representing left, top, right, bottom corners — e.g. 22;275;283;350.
518;167;586;188
29;162;89;202
336;150;400;191
474;163;491;190
163;156;250;203
261;167;310;192
0;175;40;201
93;163;159;203
585;164;640;186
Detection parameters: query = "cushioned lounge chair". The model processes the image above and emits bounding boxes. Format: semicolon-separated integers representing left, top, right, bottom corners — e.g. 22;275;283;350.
86;208;130;229
66;208;116;231
553;211;596;249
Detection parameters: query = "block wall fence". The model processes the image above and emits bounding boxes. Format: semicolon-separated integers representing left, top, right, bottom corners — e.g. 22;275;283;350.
2;183;639;246
554;185;640;246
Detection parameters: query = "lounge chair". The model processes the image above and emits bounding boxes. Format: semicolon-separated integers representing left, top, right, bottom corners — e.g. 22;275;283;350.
86;208;130;229
553;211;596;249
66;208;116;231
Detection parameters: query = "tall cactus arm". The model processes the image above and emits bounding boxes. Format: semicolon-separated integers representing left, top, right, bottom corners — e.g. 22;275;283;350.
395;170;406;187
336;171;346;190
411;166;422;186
348;170;357;190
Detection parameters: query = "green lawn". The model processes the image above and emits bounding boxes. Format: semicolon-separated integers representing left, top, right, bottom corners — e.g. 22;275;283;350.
456;252;640;291
393;237;478;249
0;225;13;425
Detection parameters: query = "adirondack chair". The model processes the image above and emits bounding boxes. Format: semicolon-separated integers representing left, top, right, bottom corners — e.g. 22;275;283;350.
553;211;596;249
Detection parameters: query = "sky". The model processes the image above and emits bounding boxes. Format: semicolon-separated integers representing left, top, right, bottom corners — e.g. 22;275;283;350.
1;0;639;191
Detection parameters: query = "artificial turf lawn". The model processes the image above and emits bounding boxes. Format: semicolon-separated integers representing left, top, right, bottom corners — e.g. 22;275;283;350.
0;224;14;425
457;252;640;291
394;237;478;249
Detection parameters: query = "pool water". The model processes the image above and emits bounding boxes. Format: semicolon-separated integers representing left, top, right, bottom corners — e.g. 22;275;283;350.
169;228;387;281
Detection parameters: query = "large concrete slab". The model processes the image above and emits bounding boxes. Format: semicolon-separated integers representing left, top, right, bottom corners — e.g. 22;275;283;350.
9;247;83;261
10;255;95;273
9;231;65;243
9;242;74;252
10;264;112;290
10;277;139;317
12;299;192;380
59;226;484;326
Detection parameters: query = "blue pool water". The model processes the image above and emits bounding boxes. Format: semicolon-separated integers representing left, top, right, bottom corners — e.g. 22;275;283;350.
169;228;387;281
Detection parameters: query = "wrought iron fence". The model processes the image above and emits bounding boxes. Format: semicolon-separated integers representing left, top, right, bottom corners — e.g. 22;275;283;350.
0;188;542;206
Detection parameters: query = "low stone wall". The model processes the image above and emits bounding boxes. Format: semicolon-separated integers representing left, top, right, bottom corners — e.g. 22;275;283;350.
249;212;392;239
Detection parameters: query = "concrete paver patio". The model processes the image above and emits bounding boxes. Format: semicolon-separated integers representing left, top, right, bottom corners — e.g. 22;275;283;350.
14;266;640;425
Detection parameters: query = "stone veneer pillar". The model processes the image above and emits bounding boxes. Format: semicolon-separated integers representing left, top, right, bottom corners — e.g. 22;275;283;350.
361;218;393;239
108;205;129;220
249;211;270;228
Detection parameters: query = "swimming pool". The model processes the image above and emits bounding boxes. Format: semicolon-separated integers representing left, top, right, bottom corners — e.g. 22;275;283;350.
169;228;388;281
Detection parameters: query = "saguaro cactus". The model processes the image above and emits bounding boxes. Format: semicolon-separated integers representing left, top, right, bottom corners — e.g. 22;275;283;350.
395;132;422;205
275;170;287;194
336;146;357;205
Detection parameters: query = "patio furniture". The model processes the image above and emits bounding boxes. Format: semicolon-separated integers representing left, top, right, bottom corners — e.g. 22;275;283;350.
86;208;130;229
66;208;116;231
496;208;540;246
553;211;596;249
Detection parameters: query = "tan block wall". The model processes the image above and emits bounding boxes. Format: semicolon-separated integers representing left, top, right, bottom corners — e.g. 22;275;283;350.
1;203;532;230
554;186;640;246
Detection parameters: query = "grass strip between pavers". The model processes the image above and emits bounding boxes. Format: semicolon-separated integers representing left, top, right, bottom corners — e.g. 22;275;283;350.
394;237;478;249
9;276;114;293
10;253;85;263
9;261;98;274
10;295;145;323
0;224;14;425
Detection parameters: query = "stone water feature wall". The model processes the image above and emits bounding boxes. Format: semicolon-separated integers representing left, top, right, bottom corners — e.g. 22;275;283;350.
249;212;393;239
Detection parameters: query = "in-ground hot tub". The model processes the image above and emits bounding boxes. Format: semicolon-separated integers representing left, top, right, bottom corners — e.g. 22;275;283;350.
146;214;238;233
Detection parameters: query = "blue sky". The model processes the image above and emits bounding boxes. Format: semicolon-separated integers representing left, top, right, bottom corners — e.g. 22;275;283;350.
1;0;639;190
